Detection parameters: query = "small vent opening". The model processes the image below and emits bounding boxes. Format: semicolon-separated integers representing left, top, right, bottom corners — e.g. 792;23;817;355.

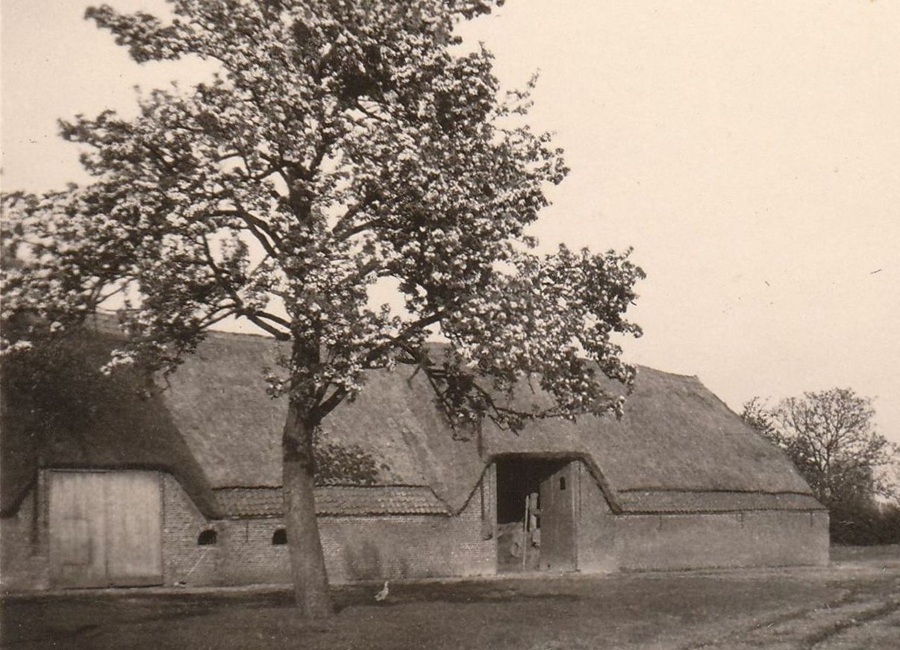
198;529;218;546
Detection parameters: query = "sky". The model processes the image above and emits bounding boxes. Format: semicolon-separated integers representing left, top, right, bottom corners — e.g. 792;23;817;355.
2;0;899;444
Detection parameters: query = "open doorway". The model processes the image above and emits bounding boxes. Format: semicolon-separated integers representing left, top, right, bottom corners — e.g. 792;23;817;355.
495;456;577;573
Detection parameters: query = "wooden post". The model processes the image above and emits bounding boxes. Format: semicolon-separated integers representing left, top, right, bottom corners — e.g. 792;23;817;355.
522;494;529;571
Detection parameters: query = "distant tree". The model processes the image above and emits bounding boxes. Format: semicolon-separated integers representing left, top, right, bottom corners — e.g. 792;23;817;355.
742;389;900;543
739;396;778;440
1;0;644;616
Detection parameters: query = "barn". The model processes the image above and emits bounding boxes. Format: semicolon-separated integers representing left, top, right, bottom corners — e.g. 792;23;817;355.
0;324;828;592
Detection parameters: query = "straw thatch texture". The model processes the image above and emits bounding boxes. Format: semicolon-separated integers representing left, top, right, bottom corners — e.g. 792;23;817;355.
0;329;218;517
2;323;821;519
158;332;288;490
479;367;818;507
160;331;485;512
165;331;819;515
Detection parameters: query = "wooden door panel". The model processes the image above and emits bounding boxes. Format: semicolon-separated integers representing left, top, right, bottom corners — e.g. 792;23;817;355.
49;472;108;587
57;518;91;565
539;462;577;571
49;471;162;588
104;472;163;585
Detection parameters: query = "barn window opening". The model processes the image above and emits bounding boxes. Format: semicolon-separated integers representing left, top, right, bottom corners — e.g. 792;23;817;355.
272;528;287;545
559;477;566;491
197;529;218;546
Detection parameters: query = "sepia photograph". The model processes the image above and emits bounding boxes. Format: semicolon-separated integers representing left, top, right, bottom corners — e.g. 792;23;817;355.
2;1;899;648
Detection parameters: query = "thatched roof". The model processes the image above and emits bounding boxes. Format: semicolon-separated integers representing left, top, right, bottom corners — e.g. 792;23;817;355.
478;368;823;512
0;328;219;517
2;324;822;518
163;329;821;515
160;331;485;512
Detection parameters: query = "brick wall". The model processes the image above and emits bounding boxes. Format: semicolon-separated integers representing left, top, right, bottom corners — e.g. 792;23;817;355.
320;487;496;583
161;476;293;586
575;462;618;573
615;510;830;570
213;519;292;585
160;474;221;586
159;475;496;587
0;479;49;592
3;467;828;592
573;460;830;571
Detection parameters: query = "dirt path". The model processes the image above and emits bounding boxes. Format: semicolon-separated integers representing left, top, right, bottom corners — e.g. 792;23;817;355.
679;572;900;650
3;555;899;649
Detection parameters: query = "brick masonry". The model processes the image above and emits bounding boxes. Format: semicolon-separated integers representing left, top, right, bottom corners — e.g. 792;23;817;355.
575;460;829;572
1;464;827;592
0;474;50;591
160;474;496;587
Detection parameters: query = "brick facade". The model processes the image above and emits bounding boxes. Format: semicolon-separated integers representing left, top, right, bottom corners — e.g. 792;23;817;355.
159;473;496;587
1;463;827;593
320;488;496;583
0;474;49;591
614;509;829;571
574;459;829;572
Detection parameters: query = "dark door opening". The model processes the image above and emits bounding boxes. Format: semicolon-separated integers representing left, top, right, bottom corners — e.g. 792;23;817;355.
495;457;577;573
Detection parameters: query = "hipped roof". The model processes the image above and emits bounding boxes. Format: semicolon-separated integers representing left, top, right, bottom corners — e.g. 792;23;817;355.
478;368;822;511
162;330;820;514
161;332;485;512
2;325;822;518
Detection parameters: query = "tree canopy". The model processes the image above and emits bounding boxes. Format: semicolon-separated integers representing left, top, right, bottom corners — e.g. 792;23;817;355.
1;0;644;616
742;389;899;543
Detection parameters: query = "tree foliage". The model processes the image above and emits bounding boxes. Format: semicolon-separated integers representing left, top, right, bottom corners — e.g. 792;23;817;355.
1;0;644;615
742;389;900;544
313;438;386;486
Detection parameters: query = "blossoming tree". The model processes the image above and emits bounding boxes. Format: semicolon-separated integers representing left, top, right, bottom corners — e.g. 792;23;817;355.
1;0;643;617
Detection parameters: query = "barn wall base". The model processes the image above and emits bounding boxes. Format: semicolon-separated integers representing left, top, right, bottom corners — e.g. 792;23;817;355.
160;476;495;587
0;482;49;592
574;460;829;572
3;471;828;592
575;465;618;574
320;494;495;583
613;510;830;570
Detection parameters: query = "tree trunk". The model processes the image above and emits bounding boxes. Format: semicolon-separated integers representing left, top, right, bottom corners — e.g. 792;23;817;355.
282;398;333;618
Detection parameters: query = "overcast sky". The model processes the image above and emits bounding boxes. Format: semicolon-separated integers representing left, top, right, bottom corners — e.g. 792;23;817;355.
2;0;899;444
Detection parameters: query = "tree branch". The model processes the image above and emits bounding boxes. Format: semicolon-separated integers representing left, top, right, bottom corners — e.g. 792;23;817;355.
362;311;447;368
200;236;291;341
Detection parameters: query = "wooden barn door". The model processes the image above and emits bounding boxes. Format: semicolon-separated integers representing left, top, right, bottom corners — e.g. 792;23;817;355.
49;471;163;588
539;462;577;571
48;472;108;587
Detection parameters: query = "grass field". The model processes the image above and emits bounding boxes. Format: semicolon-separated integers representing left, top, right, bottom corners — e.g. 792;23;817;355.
2;545;899;650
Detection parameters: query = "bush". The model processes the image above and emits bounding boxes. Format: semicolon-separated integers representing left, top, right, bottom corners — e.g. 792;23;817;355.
830;501;900;545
